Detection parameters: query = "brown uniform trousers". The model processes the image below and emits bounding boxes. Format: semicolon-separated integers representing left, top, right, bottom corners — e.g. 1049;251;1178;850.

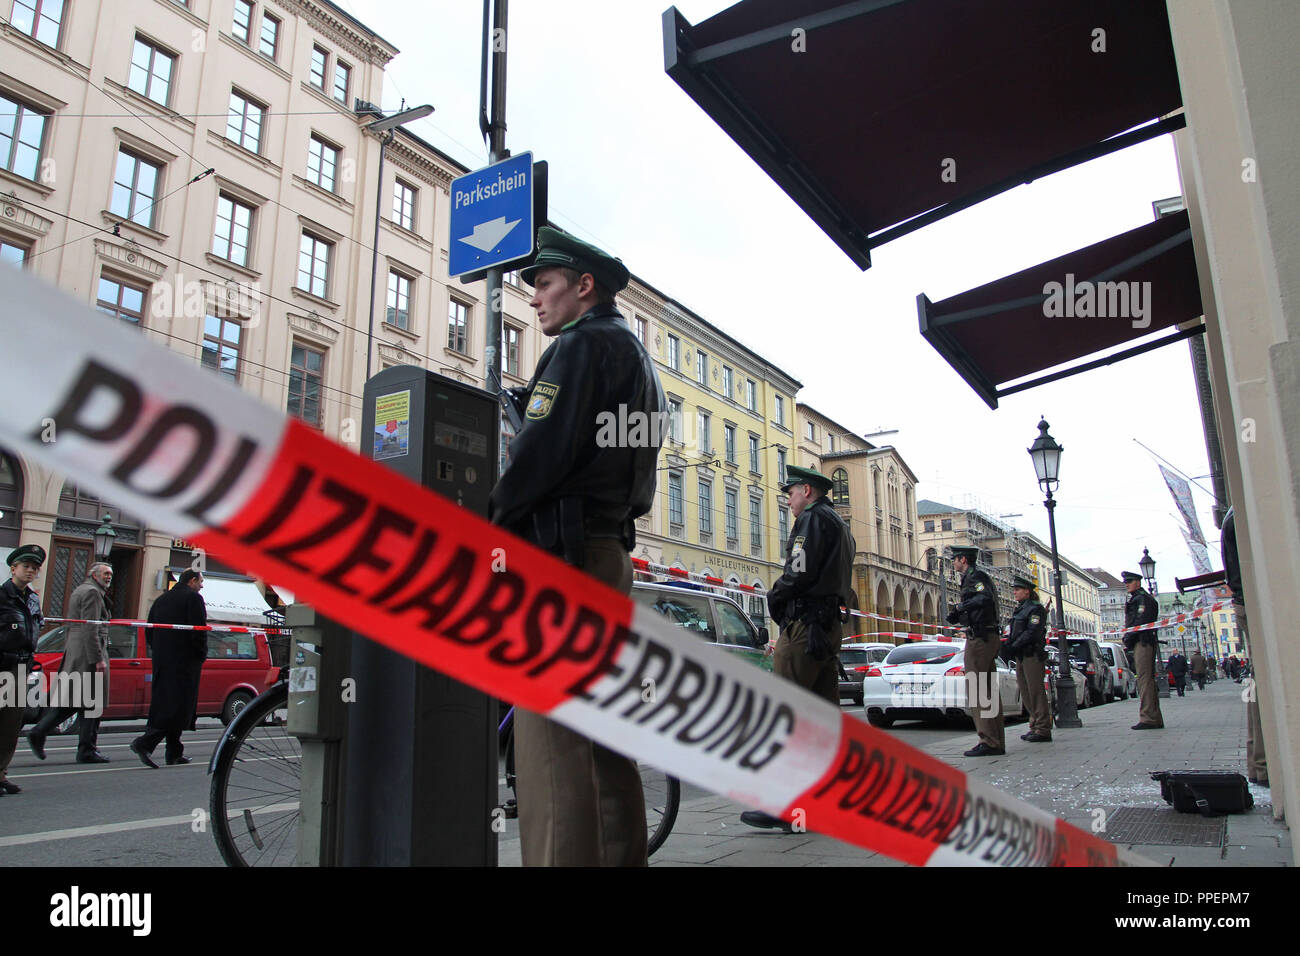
965;632;1004;750
514;537;647;866
773;617;843;704
1237;604;1268;784
1133;641;1164;727
0;663;24;783
1016;652;1052;737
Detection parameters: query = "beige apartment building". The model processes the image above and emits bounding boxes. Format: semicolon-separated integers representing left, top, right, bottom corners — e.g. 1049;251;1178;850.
0;0;541;620
1019;533;1101;639
796;405;940;636
916;500;1027;625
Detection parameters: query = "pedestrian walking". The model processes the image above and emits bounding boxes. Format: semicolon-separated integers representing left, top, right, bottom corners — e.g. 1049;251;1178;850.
1122;570;1164;730
1167;650;1188;696
1221;507;1266;785
1006;576;1051;743
489;227;664;866
130;570;208;768
1229;655;1242;681
947;546;1004;756
1;545;45;795
1189;648;1207;691
742;464;855;831
28;562;113;763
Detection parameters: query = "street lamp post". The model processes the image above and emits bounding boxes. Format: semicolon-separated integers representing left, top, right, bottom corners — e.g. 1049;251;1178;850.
92;512;116;563
362;104;435;382
1028;418;1081;728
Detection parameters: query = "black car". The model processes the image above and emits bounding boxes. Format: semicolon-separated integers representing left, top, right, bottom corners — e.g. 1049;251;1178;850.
1066;637;1114;706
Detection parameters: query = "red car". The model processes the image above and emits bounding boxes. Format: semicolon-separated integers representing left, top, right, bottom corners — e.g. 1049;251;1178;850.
29;623;284;725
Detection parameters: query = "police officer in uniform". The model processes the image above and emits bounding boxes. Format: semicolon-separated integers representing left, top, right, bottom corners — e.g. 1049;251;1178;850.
947;546;1004;755
490;226;665;866
0;544;45;795
1005;575;1051;743
1122;570;1164;729
741;464;855;831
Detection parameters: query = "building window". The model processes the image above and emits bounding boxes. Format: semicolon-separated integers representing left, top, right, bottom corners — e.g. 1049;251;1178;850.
227;90;265;153
259;13;280;59
748;434;760;473
288;342;324;427
721;365;732;399
504;325;520;376
774;394;784;426
724;424;736;463
447;299;469;353
828;434;836;452
95;275;146;325
1;94;48;181
110;149;161;227
201;314;241;382
941;518;953;531
696;349;708;386
212;193;253;266
779;505;789;547
392;179;416;230
297;232;332;298
12;0;64;48
806;421;816;440
746;379;756;411
332;61;351;104
725;489;738;541
307;135;339;192
667;334;680;371
386;271;411;330
924;519;935;532
777;448;787;484
310;46;328;89
698;480;712;535
128;37;175;107
750;498;762;551
232;0;253;42
668;473;683;525
832;468;849;506
667;399;682;442
1;237;32;266
634;315;646;343
697;409;710;454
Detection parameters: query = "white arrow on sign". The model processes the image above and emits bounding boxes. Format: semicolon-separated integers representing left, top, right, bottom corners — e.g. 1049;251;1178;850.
459;216;521;251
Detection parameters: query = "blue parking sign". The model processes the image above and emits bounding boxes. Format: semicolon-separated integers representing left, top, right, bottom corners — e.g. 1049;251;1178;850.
448;152;534;278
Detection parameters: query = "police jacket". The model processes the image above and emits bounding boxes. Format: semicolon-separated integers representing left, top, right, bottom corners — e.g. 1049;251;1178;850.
0;578;44;661
767;496;856;628
949;567;1000;635
1124;588;1159;648
1006;597;1048;658
490;305;665;547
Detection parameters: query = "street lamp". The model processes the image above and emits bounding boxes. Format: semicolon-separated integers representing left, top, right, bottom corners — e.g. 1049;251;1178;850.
1027;418;1080;728
92;513;116;563
1139;547;1156;596
363;103;435;382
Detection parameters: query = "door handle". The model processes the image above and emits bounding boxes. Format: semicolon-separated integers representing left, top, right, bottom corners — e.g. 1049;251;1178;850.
127;661;142;667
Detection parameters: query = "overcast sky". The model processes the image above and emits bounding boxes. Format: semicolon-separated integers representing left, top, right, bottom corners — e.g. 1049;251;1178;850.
342;0;1222;588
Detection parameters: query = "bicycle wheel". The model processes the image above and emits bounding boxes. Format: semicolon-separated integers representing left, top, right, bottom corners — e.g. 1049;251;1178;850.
210;682;300;867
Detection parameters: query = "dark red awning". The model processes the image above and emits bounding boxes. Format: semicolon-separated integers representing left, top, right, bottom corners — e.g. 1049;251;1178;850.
918;210;1204;408
663;0;1184;269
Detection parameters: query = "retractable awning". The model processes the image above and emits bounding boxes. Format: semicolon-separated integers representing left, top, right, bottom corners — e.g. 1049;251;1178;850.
663;0;1184;269
917;210;1204;408
199;576;275;626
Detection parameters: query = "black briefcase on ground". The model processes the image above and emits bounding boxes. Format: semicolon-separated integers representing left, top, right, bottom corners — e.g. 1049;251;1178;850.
1150;770;1254;816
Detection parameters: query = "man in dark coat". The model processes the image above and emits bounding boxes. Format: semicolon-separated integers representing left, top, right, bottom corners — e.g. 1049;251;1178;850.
131;570;207;768
1189;648;1208;690
1167;650;1188;696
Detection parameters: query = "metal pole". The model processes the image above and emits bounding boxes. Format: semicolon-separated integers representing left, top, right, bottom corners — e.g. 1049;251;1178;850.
1045;493;1081;728
483;0;508;390
365;130;391;382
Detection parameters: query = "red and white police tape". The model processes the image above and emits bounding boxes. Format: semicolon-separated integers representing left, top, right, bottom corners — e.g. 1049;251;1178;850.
42;618;286;634
0;269;1149;867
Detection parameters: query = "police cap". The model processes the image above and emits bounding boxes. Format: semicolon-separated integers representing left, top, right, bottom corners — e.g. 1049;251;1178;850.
950;546;979;563
780;465;832;494
520;226;630;294
7;544;46;568
1012;575;1036;590
1121;571;1144;583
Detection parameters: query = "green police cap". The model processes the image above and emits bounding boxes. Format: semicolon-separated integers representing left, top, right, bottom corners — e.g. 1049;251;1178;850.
780;465;832;494
520;226;630;293
1121;571;1144;583
1012;575;1035;590
951;546;979;563
7;544;46;568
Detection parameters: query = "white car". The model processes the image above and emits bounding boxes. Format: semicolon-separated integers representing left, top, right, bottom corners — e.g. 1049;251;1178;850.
862;641;1022;728
1098;641;1136;699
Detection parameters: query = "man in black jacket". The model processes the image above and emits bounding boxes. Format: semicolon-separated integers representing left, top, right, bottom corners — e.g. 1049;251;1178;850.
1006;575;1051;743
947;546;1004;755
1122;570;1163;729
490;227;664;867
0;544;45;795
1167;650;1188;696
742;464;855;832
131;570;208;768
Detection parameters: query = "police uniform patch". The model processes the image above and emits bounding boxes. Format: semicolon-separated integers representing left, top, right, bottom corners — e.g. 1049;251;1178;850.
1030;614;1042;625
975;583;984;591
791;535;805;553
526;381;560;420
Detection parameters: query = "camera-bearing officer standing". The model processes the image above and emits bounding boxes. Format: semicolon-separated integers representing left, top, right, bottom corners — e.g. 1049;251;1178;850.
1005;575;1052;743
490;226;664;867
1122;570;1164;730
741;464;855;832
947;546;1004;756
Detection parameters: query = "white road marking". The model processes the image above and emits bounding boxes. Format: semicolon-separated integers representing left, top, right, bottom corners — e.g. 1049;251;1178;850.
0;802;299;847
